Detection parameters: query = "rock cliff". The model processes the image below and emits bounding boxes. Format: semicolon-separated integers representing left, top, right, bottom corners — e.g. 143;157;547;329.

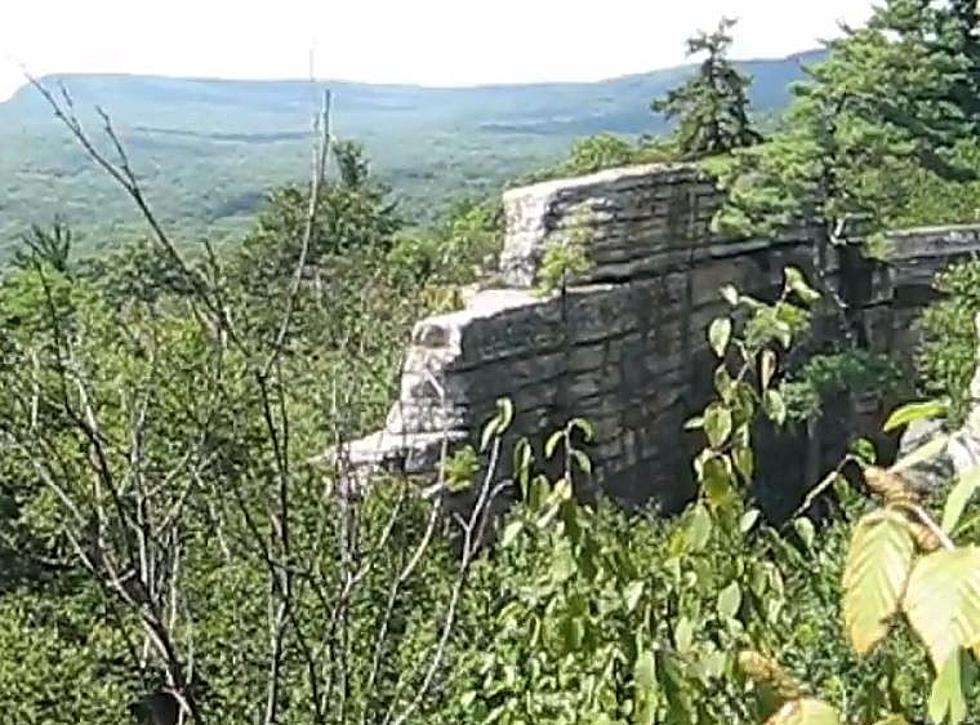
347;162;980;508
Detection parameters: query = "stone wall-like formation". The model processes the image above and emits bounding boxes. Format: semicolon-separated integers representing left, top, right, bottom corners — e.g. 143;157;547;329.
348;163;980;509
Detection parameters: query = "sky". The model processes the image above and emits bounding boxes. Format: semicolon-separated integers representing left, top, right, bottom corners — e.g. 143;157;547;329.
0;0;876;102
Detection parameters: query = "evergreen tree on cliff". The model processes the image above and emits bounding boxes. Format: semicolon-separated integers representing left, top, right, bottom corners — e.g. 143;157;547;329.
717;0;980;244
652;17;762;159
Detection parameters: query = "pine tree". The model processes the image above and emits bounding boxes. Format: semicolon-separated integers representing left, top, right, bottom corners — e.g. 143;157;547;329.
652;17;762;159
718;0;980;243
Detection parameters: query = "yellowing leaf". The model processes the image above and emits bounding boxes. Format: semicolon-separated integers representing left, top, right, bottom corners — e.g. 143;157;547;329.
928;653;967;725
765;698;840;725
842;508;915;655
902;546;980;670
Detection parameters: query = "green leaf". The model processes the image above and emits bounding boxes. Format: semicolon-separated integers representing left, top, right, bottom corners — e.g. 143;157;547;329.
702;456;734;503
718;581;742;620
842;508;915;655
480;418;499;452
570;448;593;476
559;615;584;652
674;616;694;654
720;284;740;306
848;437;878;466
500;519;523;547
942;466;980;534
634;649;657;689
686;504;713;552
783;266;821;304
740;508;761;533
761;348;777;390
928;653;967;725
766;699;840;724
544;430;563;459
633;649;658;725
709;317;732;358
704;404;733;448
884;399;948;432
902;546;980;670
684;415;705;430
568;417;595;442
496;397;515;431
794;517;816;549
732;446;754;482
624;581;645;613
763;389;787;425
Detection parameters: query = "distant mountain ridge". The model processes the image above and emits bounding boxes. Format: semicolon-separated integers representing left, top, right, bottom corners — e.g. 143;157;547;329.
0;49;825;255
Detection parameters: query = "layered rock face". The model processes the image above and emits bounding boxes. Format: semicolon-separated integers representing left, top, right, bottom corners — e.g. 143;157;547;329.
348;163;980;508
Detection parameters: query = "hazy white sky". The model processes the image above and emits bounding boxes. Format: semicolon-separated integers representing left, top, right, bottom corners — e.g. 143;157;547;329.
0;0;875;101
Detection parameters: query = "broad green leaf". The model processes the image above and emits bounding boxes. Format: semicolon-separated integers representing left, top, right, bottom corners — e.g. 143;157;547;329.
763;389;787;425
500;519;523;547
842;508;915;655
928;653;967;725
702;456;734;503
871;717;910;725
903;546;980;670
704;404;733;448
884;399;948;432
720;284;740;306
550;544;577;584
765;698;840;725
686;504;713;551
709;317;732;358
733;446;754;482
718;581;742;620
794;517;816;549
714;364;735;399
942;466;980;534
890;434;949;473
674;616;694;654
783;266;821;304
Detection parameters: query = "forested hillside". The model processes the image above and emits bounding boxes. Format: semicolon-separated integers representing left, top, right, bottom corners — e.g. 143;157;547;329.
0;51;820;256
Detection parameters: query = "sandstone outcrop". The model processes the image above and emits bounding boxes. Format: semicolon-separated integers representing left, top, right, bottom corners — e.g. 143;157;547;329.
347;162;980;507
